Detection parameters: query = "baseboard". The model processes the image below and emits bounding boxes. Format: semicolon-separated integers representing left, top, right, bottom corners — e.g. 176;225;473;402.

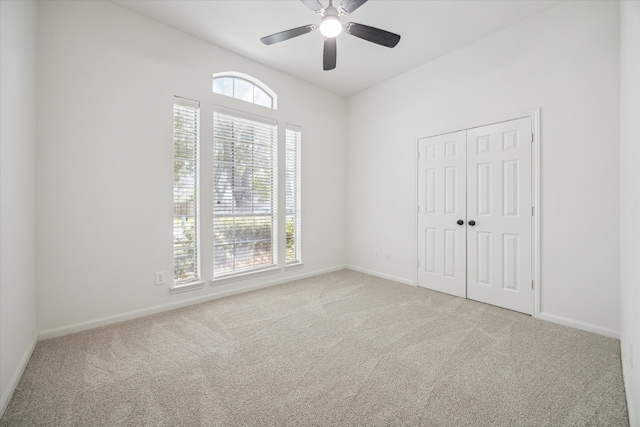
628;400;637;427
1;335;37;419
537;312;620;339
620;333;638;427
345;265;415;287
38;265;346;340
622;363;637;427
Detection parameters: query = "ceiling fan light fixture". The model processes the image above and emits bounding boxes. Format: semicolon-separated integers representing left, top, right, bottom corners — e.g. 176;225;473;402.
319;6;342;38
320;16;342;37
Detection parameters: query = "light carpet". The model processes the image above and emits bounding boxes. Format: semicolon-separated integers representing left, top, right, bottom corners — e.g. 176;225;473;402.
1;270;629;426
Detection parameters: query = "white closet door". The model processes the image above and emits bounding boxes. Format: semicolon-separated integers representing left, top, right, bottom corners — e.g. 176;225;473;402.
466;117;532;314
417;131;467;298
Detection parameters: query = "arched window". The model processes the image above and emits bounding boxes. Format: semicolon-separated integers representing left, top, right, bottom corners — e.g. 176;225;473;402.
212;72;277;109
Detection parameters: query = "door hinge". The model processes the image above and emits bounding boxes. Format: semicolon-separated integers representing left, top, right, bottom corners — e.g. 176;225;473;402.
531;280;534;290
417;151;420;159
531;133;534;143
417;260;420;268
417;205;420;214
532;206;534;216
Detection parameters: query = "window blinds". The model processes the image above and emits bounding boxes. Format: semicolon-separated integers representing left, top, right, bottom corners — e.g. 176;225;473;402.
213;108;277;278
173;97;200;284
285;126;302;264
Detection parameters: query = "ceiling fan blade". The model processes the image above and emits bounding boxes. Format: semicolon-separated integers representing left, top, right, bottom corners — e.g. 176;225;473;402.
323;38;337;71
339;0;368;15
260;25;317;45
345;22;401;48
300;0;324;13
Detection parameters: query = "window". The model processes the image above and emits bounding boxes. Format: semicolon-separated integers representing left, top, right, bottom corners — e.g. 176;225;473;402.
213;108;278;278
170;74;301;287
212;72;277;109
285;126;302;264
173;97;200;284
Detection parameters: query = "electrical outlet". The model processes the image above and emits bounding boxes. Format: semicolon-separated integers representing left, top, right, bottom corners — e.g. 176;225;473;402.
385;250;391;260
155;271;166;286
630;341;634;369
374;249;380;258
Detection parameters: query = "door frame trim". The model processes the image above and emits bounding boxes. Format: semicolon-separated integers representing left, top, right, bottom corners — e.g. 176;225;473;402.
415;108;541;318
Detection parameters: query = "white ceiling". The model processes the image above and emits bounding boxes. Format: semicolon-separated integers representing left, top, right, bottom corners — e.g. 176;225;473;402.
111;0;563;97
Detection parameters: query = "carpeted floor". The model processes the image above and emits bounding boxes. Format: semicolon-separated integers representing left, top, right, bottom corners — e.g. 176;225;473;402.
1;269;629;426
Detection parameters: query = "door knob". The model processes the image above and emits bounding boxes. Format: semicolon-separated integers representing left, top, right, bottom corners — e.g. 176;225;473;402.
457;220;464;225
468;220;476;226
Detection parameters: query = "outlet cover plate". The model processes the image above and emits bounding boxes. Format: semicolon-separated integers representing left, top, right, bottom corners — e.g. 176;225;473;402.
155;271;166;286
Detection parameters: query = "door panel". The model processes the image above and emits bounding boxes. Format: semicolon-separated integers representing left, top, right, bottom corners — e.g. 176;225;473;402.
417;131;467;297
466;118;532;314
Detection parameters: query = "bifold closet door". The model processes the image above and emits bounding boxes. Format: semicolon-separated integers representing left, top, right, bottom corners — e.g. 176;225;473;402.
466;118;532;314
417;131;467;298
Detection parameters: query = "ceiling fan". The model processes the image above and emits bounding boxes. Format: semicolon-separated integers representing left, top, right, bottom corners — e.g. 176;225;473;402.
260;0;401;71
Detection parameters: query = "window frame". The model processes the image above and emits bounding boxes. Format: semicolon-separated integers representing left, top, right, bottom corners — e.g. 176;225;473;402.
172;96;202;288
170;72;305;291
212;106;279;281
285;125;302;266
212;72;278;110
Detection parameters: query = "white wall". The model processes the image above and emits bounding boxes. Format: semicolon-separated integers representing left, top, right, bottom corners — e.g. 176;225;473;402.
36;0;346;336
0;0;39;416
346;1;621;335
620;1;640;424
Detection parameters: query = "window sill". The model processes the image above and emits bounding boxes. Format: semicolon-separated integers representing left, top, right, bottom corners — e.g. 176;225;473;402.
169;280;205;294
211;266;281;287
284;262;304;272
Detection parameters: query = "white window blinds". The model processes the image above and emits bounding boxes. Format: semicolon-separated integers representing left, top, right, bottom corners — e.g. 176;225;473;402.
285;126;302;264
213;108;277;278
173;97;200;284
